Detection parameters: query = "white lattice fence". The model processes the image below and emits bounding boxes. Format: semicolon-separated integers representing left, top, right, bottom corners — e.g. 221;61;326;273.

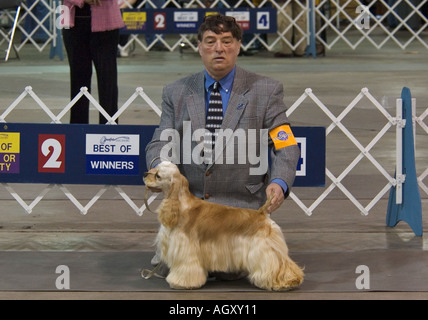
120;0;428;52
1;85;426;217
0;0;55;52
1;0;428;56
0;86;160;216
315;0;428;50
288;88;401;215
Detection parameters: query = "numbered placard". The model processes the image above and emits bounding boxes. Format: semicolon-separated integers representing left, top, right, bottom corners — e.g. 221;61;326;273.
38;134;65;173
154;12;166;30
256;11;270;30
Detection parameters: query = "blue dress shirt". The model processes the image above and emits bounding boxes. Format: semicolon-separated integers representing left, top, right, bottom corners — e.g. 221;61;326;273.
204;68;235;114
203;68;288;195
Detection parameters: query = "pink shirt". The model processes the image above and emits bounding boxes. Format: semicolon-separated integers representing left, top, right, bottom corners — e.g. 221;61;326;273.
64;0;125;32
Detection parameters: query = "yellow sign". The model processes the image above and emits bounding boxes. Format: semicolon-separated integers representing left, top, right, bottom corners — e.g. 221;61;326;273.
0;132;20;153
0;132;20;173
122;11;147;30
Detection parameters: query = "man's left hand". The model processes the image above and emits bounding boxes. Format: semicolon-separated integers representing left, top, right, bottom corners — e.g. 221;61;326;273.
265;183;284;214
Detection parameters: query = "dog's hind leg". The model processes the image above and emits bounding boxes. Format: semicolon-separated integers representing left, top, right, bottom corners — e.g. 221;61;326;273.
248;252;303;291
273;256;304;290
247;233;304;291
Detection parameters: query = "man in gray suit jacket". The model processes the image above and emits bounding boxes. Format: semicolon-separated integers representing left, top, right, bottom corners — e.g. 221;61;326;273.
146;14;300;214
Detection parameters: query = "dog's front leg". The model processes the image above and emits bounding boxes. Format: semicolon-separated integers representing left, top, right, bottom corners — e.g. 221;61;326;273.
164;233;207;289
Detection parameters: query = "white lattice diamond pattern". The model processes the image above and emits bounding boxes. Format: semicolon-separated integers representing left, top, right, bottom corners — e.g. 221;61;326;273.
1;0;427;55
2;85;425;217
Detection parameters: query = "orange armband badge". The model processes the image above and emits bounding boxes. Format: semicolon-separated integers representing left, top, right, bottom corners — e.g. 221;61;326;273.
269;125;297;150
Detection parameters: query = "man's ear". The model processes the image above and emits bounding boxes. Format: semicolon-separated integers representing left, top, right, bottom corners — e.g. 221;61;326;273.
235;39;242;56
197;40;202;56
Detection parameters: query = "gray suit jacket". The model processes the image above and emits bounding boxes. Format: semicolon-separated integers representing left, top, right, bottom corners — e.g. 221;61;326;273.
146;66;300;209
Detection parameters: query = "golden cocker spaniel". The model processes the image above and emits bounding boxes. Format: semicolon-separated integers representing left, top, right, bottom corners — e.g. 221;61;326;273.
143;161;304;290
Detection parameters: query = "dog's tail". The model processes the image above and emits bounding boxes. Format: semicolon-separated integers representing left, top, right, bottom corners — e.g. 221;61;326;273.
258;193;274;215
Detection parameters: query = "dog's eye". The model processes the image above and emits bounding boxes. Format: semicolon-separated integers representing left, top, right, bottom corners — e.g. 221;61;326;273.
155;173;161;179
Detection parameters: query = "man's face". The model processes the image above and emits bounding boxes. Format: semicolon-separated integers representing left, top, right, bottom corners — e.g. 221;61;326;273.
198;29;241;80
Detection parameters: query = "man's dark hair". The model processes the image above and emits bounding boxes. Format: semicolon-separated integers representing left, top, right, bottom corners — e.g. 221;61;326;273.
198;14;243;42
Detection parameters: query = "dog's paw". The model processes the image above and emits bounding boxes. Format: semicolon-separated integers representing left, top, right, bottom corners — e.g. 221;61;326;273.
272;274;304;291
166;271;207;290
167;278;205;290
249;260;304;291
168;281;203;290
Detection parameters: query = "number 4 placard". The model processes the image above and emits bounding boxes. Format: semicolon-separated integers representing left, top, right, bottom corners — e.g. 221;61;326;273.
38;134;65;173
256;12;270;30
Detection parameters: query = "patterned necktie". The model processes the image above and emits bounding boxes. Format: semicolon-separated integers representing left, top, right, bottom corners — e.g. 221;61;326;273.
204;81;223;164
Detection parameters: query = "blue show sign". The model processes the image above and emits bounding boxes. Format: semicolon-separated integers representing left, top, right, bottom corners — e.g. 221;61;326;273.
120;7;277;34
0;124;324;187
0;123;156;185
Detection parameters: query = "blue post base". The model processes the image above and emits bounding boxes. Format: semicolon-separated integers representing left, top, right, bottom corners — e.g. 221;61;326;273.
386;87;423;236
49;40;63;61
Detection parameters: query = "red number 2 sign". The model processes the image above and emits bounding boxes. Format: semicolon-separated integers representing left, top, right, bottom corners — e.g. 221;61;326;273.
38;134;65;173
154;12;166;30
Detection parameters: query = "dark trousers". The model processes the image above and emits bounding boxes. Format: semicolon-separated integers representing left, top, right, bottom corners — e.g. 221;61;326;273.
63;18;120;124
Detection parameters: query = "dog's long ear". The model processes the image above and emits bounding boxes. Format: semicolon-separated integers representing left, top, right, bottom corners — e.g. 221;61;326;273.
158;172;183;228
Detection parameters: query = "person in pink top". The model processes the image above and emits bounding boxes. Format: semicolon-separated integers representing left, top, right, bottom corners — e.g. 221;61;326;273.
63;0;125;124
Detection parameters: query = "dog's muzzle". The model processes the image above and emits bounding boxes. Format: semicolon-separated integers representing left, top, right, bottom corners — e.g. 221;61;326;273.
143;171;162;193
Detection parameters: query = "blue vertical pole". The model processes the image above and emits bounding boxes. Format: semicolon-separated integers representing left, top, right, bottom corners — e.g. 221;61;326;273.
49;0;64;60
306;0;317;58
386;87;422;236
